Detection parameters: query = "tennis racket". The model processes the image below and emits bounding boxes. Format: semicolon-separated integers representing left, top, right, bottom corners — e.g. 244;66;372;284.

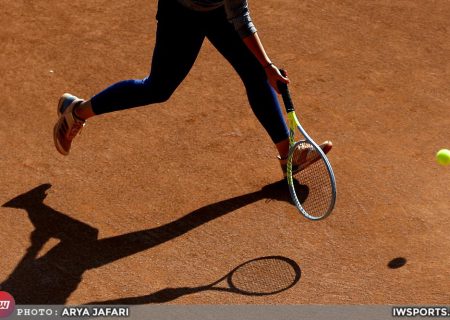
277;70;337;220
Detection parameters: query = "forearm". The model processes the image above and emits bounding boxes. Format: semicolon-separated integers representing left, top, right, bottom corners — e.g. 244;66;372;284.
242;31;289;92
242;32;272;67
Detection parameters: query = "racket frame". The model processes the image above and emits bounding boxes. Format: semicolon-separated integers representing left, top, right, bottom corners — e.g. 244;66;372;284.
286;111;337;220
277;71;336;220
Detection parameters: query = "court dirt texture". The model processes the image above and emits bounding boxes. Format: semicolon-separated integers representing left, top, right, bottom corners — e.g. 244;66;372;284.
1;0;449;305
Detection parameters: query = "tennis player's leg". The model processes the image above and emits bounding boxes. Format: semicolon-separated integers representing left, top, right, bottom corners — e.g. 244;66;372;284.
78;0;205;117
54;0;205;155
205;12;290;156
206;11;332;174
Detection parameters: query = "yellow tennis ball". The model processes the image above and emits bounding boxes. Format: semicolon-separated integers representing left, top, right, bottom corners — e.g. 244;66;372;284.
436;149;450;166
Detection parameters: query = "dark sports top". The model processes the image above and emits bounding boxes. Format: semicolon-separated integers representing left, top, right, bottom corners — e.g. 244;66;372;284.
177;0;257;38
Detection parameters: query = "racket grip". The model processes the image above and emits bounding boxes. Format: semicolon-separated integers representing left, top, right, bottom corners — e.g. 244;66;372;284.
277;69;295;113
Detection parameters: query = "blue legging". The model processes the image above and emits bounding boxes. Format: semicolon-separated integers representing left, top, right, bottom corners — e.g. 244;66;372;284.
90;0;289;144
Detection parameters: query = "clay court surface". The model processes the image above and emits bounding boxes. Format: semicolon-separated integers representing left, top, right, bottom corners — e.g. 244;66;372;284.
1;0;449;305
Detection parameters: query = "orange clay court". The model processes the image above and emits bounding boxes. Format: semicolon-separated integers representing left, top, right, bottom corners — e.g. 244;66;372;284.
1;0;449;305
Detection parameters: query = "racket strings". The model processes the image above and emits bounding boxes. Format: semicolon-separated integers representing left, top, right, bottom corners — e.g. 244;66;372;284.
230;258;298;295
291;143;333;217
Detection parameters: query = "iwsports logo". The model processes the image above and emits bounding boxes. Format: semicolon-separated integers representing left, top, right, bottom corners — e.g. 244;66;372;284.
0;292;15;318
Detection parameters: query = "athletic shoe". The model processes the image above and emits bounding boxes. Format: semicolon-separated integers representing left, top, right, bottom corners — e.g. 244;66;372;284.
53;93;85;155
279;140;333;176
57;93;81;116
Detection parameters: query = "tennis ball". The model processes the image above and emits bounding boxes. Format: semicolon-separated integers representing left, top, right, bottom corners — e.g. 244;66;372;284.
436;149;450;166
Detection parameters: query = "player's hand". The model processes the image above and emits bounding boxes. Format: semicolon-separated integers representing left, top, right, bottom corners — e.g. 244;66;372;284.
265;64;290;93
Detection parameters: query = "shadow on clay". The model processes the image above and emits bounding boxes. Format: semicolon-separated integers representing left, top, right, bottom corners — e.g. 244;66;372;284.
1;180;307;304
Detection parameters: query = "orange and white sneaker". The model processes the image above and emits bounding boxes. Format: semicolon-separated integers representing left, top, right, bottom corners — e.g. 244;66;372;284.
53;93;85;156
279;140;333;176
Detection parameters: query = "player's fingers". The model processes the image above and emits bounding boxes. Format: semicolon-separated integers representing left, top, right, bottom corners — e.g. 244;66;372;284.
279;74;290;84
274;67;290;85
272;71;290;93
271;78;282;94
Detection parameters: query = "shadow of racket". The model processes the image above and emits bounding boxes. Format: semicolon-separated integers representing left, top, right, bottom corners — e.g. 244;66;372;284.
204;255;301;296
87;256;301;304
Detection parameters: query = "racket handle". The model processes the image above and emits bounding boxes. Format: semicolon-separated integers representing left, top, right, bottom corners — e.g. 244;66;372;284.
277;69;295;113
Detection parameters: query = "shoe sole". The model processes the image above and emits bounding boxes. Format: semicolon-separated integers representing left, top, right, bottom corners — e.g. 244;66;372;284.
54;93;85;156
55;94;75;156
57;93;80;117
53;117;69;156
54;94;80;156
